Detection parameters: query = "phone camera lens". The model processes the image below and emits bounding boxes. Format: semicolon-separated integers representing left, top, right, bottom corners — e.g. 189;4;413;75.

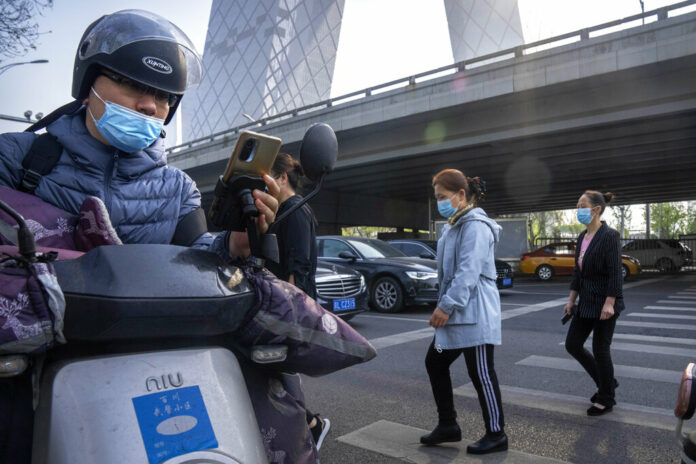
240;139;256;161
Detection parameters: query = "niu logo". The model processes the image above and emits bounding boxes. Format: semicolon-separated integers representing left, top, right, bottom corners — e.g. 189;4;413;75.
146;372;183;391
142;56;172;74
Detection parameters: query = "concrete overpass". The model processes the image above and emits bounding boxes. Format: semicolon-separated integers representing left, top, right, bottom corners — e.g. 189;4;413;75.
168;2;696;233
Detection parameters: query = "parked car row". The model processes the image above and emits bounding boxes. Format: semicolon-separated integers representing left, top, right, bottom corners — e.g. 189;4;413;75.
519;242;641;281
315;236;513;315
519;238;693;281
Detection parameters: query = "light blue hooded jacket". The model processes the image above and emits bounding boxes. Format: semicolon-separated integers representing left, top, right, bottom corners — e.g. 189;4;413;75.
435;207;502;350
0;109;216;250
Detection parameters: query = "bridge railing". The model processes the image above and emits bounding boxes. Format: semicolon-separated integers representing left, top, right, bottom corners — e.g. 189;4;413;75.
167;0;696;160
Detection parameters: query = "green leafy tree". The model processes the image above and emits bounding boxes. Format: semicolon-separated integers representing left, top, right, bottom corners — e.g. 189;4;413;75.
647;202;686;238
0;0;53;63
685;201;696;235
341;226;395;238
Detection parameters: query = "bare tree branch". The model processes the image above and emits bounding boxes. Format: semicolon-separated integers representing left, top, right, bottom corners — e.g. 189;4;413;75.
0;0;53;63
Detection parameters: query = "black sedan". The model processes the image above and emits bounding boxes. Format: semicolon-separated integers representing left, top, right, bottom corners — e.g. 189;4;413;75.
316;236;439;313
388;239;514;289
315;260;368;321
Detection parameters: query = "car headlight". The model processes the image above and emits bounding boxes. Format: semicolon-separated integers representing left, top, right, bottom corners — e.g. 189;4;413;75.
406;271;438;280
359;274;366;290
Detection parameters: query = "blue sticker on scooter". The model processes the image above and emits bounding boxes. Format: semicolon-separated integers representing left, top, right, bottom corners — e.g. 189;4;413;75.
132;386;218;464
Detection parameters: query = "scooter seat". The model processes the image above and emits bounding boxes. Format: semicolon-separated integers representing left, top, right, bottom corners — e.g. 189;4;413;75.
675;362;696;420
53;244;256;342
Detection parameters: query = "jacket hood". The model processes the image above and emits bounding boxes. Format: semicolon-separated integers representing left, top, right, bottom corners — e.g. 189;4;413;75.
46;108;167;179
458;207;502;244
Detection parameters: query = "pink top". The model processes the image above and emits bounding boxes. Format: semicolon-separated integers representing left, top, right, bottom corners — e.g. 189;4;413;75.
578;234;594;270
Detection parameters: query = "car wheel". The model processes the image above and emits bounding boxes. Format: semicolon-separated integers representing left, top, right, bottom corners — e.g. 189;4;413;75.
656;257;675;273
535;264;554;281
621;264;630;281
371;276;404;313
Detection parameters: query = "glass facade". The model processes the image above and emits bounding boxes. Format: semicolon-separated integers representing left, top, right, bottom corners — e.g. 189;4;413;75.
444;0;523;62
183;0;345;142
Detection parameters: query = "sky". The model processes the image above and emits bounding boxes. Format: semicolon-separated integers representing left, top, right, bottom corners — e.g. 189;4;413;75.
0;0;691;228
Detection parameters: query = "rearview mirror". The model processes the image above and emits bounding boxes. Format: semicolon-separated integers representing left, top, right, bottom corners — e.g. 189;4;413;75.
300;123;337;181
338;251;358;262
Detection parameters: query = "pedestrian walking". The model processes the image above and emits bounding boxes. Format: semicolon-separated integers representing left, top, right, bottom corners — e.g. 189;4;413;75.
563;191;624;416
267;153;331;449
421;169;507;455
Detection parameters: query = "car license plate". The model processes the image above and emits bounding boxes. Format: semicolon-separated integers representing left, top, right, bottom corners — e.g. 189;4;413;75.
333;298;355;311
503;278;512;286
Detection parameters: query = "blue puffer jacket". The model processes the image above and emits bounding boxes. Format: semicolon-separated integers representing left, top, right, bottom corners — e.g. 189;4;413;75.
0;108;213;249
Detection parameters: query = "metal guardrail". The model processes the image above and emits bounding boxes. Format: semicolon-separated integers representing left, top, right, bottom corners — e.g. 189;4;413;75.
166;0;696;159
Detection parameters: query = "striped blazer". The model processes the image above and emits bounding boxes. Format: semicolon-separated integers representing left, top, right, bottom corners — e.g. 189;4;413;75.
570;222;625;318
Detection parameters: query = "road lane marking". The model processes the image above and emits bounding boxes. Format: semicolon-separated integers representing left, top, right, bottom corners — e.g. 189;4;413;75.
617;321;696;331
368;327;433;349
612;333;696;345
626;313;696;320
668;295;696;300
516;355;681;383
656;300;696;305
453;383;678;432
337;420;570;464
359;314;429;323
644;305;696;311
610;341;696;357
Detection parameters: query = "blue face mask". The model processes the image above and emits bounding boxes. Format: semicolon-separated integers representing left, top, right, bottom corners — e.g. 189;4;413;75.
437;197;458;218
577;208;594;225
88;87;164;153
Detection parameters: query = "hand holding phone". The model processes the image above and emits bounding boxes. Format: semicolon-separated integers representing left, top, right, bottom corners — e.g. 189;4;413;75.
561;304;577;325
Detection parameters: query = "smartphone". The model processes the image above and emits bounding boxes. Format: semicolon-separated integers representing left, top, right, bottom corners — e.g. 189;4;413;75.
221;131;282;182
561;304;577;325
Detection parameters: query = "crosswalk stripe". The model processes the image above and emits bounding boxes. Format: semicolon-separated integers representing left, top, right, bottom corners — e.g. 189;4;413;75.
644;305;696;311
453;383;675;431
516;355;681;383
337;420;571;464
611;341;696;357
626;312;696;320
657;300;696;305
617;320;696;330
367;327;433;349
612;333;696;345
668;295;696;300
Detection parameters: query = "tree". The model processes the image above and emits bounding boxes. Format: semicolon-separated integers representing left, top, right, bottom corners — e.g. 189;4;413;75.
0;0;53;63
685;201;696;235
648;202;686;238
610;205;633;238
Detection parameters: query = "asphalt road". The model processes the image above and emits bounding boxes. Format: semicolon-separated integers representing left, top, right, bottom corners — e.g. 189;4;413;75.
302;272;696;464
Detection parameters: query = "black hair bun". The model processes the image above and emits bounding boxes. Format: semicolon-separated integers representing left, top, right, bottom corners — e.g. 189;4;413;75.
603;192;615;204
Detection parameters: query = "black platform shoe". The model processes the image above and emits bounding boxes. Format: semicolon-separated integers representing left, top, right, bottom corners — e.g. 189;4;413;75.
466;432;508;454
419;424;462;446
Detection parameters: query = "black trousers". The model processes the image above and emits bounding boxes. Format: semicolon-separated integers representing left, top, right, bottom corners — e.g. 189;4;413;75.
425;340;504;434
565;314;618;406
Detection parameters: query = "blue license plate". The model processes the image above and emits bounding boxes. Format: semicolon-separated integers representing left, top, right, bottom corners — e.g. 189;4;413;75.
503;278;512;286
333;298;355;311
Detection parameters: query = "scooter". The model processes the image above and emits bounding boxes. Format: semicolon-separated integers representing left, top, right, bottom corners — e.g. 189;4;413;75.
676;362;696;464
0;123;338;464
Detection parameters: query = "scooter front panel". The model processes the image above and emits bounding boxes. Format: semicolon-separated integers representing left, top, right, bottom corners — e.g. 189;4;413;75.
33;348;268;464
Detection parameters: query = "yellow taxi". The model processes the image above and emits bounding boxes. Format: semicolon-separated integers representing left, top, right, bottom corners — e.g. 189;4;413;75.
520;242;641;281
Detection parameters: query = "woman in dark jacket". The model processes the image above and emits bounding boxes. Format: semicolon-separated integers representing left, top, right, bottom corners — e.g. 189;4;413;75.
267;153;331;449
563;190;624;416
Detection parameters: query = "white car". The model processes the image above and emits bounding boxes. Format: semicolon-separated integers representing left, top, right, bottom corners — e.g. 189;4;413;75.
621;239;691;272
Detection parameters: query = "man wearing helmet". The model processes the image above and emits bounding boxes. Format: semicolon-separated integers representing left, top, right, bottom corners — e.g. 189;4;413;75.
0;10;280;462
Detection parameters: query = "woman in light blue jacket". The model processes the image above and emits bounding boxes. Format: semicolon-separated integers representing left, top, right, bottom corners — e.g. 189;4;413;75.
420;169;507;455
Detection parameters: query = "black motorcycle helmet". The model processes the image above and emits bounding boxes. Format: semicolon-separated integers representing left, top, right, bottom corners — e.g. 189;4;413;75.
72;9;202;125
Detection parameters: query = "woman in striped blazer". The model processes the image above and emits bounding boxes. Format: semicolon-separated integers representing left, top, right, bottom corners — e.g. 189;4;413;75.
563;191;624;416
